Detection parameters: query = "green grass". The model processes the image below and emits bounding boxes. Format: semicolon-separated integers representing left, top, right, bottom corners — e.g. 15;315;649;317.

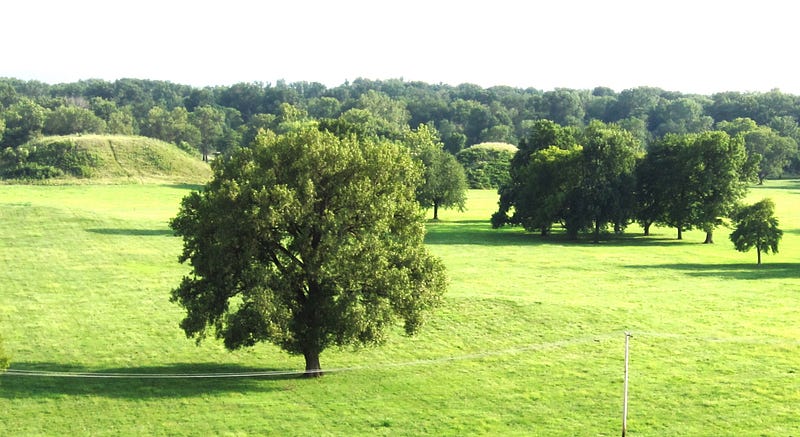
1;181;799;435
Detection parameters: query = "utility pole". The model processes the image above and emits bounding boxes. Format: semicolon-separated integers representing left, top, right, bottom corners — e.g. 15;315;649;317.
622;332;632;437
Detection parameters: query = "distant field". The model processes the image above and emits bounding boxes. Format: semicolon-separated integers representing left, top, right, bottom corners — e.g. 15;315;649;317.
0;181;798;435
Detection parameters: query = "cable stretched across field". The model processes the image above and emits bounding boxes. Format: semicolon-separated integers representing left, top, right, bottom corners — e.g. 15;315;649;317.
3;331;797;380
1;332;620;379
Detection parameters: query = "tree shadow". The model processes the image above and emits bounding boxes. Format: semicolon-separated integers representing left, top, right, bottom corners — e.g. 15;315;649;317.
624;262;800;280
750;180;800;191
86;228;174;237
159;183;204;191
424;220;550;246
0;362;302;399
424;219;697;247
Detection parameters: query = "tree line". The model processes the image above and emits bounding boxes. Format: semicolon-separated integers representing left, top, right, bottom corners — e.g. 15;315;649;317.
1;77;799;176
493;119;758;243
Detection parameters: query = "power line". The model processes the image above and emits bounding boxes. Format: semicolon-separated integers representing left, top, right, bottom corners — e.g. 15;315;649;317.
1;332;620;379
2;331;796;380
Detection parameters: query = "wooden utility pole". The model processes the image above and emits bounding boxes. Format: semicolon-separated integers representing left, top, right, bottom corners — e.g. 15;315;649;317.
622;332;632;437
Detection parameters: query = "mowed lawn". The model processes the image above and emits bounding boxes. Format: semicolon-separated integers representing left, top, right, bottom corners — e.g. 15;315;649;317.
0;181;798;436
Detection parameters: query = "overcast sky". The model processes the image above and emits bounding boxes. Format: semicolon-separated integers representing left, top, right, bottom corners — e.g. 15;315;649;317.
2;0;798;94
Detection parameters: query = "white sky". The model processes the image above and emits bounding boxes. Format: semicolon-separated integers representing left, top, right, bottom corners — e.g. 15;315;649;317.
2;0;798;95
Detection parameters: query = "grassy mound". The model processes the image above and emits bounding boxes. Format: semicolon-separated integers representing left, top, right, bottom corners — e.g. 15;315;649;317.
467;142;518;153
456;142;517;189
0;135;211;183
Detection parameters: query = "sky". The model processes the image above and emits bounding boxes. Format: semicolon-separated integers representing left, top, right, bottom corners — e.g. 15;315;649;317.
2;0;798;95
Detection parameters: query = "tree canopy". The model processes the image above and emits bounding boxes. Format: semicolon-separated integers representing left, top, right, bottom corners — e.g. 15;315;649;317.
493;120;641;242
405;125;468;220
170;126;447;375
3;77;800;180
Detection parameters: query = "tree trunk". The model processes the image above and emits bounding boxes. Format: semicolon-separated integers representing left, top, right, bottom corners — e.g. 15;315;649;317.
432;202;439;220
303;351;323;378
757;248;762;265
703;230;714;244
643;222;651;237
677;227;682;240
593;221;601;244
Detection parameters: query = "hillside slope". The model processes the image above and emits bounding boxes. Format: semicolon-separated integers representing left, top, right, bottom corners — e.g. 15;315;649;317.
0;135;211;182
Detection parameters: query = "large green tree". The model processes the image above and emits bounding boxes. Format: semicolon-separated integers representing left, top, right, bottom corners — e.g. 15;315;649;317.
2;98;47;146
493;120;640;242
568;121;642;242
190;105;225;161
43;105;106;135
493;119;579;233
640;134;698;240
639;131;750;242
729;198;782;265
690;131;750;243
170;127;447;375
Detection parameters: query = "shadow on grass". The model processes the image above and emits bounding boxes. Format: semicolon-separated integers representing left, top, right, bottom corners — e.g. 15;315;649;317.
0;362;303;399
424;219;694;247
424;220;548;246
86;228;174;237
625;262;800;280
750;180;800;191
159;183;204;191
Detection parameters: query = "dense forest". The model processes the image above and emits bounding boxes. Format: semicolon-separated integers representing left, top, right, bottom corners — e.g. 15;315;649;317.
1;77;799;176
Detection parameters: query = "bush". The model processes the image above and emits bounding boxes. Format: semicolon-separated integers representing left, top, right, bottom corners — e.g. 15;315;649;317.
0;139;98;179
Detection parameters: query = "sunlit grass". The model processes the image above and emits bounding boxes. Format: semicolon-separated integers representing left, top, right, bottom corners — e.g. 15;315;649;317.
0;182;798;435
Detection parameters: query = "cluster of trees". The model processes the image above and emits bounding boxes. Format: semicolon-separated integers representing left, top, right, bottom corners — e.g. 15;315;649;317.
493;118;785;262
493;119;761;244
2;77;799;177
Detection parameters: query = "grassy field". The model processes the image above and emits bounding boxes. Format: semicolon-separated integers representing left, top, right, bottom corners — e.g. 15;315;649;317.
0;181;798;435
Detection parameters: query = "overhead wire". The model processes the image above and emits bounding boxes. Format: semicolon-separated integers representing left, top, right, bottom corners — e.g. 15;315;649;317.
1;332;620;379
2;331;796;379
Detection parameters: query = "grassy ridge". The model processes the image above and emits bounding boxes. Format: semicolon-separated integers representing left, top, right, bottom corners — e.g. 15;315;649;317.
1;135;211;183
0;182;798;435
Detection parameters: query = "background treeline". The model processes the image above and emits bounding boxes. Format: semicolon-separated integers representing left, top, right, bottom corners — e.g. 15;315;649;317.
1;77;799;172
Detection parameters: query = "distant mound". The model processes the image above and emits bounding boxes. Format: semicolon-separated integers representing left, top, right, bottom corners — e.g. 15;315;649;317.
467;142;518;153
456;142;517;189
0;135;211;183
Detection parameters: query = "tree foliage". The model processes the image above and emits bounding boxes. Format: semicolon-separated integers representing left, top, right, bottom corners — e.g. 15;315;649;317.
43;105;106;136
170;126;447;374
729;198;782;265
494;120;640;242
690;131;750;243
716;117;797;184
405;125;468;220
636;131;750;241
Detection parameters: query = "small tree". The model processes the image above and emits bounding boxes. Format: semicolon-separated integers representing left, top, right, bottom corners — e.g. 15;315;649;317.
405;125;468;220
729;199;783;265
170;127;447;375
